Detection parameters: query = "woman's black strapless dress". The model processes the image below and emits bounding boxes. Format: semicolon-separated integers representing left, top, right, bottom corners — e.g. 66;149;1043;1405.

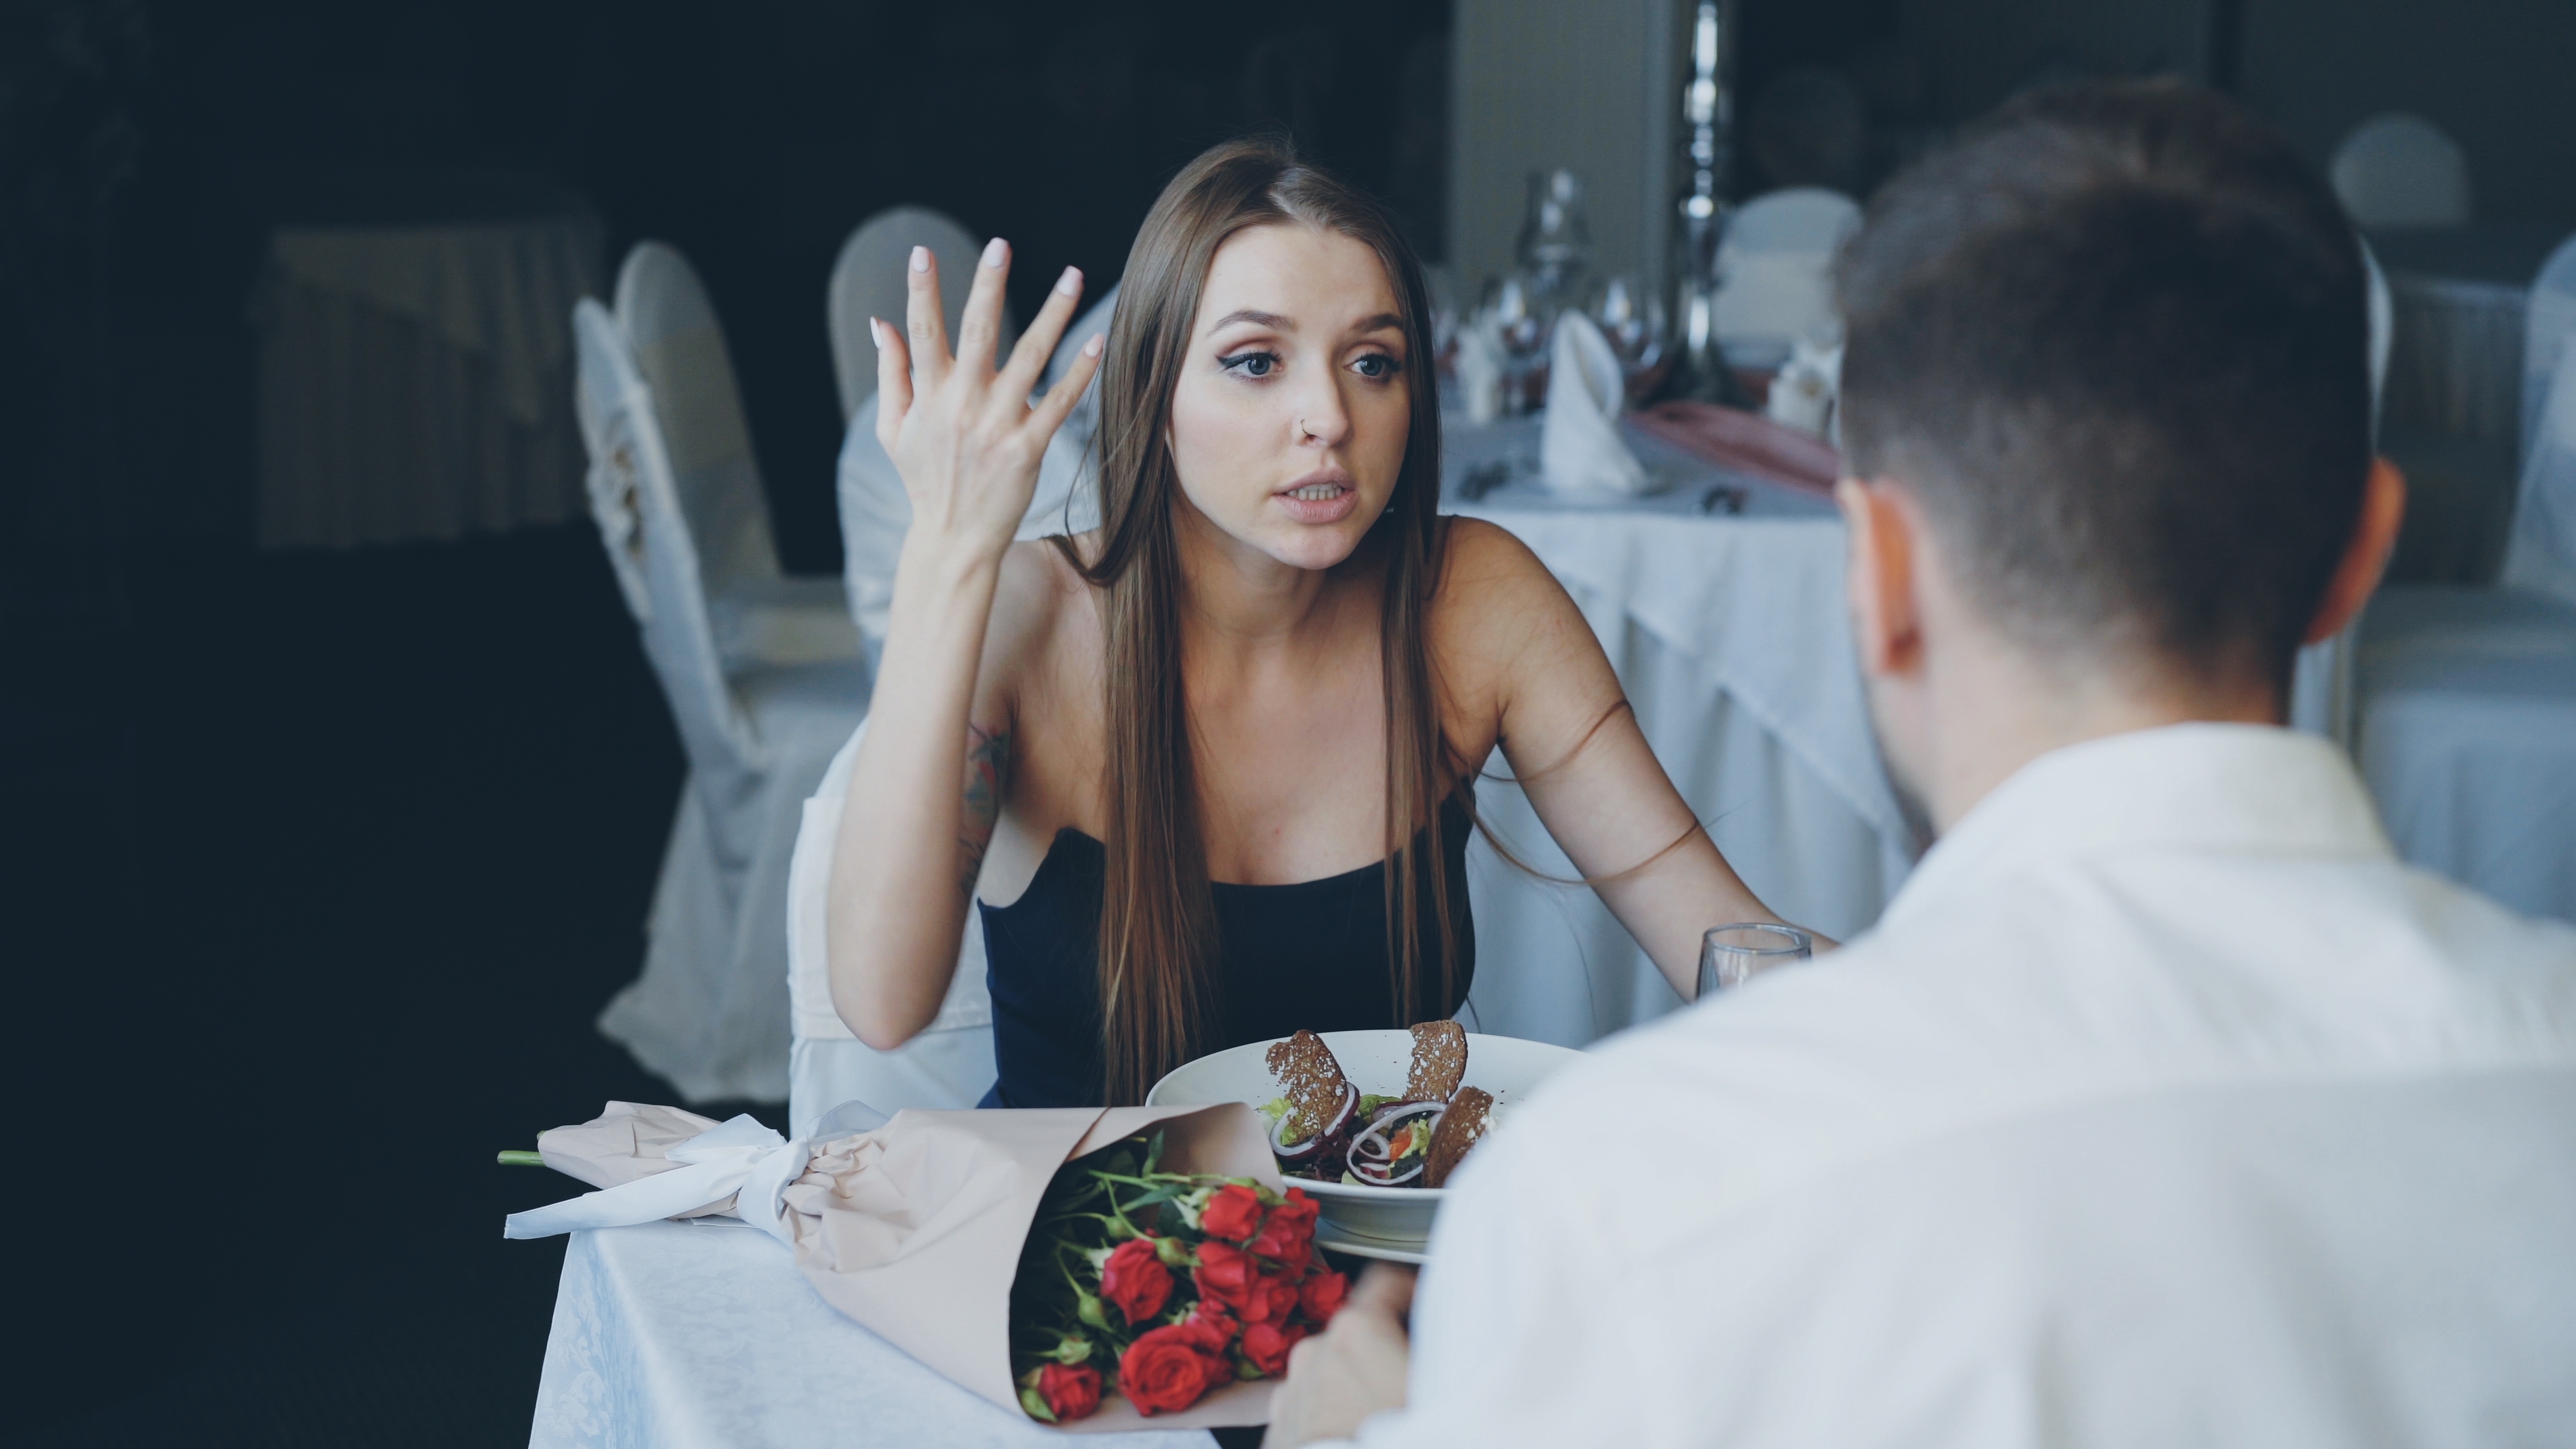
977;796;1476;1107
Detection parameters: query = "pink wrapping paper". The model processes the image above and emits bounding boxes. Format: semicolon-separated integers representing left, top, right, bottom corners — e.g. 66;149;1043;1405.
539;1101;1285;1432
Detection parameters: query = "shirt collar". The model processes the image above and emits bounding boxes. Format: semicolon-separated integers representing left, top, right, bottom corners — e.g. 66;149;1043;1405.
1878;722;2394;933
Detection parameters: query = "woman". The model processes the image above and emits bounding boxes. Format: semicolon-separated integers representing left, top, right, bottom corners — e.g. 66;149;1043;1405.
829;139;1807;1107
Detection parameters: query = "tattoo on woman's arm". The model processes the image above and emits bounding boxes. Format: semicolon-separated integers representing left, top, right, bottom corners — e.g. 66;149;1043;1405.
959;722;1010;899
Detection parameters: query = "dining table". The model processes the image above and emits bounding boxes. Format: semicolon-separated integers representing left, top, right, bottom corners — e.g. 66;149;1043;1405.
531;1217;1220;1449
531;394;2373;1444
247;168;604;550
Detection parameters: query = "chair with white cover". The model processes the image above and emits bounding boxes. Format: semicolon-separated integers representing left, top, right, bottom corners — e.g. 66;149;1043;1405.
2355;230;2576;922
783;720;1000;1136
785;290;1120;1132
2331;114;2471;230
1710;187;1864;370
616;243;861;672
826;206;1012;424
573;298;869;1101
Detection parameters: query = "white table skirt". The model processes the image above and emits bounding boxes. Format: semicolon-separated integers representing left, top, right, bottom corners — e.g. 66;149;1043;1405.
532;1219;1211;1449
254;211;603;549
1440;417;1917;1044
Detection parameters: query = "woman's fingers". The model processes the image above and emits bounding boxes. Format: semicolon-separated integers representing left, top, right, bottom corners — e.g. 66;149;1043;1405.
1025;327;1106;439
997;265;1086;398
953;237;1013;377
904;246;952;390
871;317;913;449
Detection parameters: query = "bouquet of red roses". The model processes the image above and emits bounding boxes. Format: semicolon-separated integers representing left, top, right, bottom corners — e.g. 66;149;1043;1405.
1011;1129;1348;1423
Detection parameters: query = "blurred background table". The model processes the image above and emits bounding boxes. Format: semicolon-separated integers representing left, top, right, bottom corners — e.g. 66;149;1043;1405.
2370;224;2561;585
1440;414;1917;1043
247;169;604;550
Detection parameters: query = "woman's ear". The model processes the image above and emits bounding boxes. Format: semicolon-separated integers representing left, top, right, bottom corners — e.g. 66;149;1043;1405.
1838;477;1925;682
2303;457;2407;645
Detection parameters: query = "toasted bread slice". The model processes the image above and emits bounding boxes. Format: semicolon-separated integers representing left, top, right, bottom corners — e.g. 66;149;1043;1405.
1405;1020;1468;1102
1265;1029;1351;1143
1423;1086;1493;1189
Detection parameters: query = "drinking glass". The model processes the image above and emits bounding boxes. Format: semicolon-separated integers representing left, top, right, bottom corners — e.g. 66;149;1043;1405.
1590;273;1668;381
1697;922;1813;997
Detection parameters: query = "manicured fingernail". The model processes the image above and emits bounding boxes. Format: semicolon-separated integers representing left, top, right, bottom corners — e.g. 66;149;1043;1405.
1055;266;1082;296
982;237;1008;269
868;317;883;346
1083;333;1104;357
909;246;929;272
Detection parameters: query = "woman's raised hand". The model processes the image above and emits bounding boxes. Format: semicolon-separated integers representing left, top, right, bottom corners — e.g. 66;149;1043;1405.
872;239;1105;559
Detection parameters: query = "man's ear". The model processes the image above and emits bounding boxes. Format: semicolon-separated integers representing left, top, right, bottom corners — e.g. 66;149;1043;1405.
2303;457;2407;645
1838;476;1924;680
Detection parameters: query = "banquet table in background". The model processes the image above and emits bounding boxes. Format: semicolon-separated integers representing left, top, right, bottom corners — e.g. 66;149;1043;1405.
532;1220;1211;1449
250;178;604;550
2371;224;2559;584
1438;414;2361;1042
1440;416;1917;1044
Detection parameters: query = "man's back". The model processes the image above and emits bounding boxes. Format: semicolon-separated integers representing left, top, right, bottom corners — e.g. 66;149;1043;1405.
1382;726;2576;1447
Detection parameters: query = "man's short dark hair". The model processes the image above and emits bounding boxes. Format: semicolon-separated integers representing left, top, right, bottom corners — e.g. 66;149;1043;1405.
1836;79;2371;687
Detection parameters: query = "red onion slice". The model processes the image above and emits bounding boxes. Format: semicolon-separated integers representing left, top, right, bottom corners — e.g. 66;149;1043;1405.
1346;1100;1445;1187
1270;1082;1357;1162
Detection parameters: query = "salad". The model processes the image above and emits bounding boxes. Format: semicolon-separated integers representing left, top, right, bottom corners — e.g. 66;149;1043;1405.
1258;1023;1497;1189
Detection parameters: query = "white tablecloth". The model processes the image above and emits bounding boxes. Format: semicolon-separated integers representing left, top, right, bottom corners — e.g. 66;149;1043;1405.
253;209;603;548
532;1219;1212;1449
1441;418;1918;1044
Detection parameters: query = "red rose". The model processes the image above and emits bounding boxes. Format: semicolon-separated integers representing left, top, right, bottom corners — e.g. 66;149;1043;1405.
1257;1272;1304;1325
1178;1302;1237;1354
1298;1269;1348;1326
1199;1183;1266;1243
1248;1189;1319;1268
1100;1236;1173;1326
1118;1325;1228;1416
1192;1240;1260;1320
1038;1362;1102;1421
1239;1320;1306;1377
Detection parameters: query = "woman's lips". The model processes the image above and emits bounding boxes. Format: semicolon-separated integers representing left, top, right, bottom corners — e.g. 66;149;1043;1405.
1276;481;1359;525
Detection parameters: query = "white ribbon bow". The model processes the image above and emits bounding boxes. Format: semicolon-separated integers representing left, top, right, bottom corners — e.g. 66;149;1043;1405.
502;1113;809;1247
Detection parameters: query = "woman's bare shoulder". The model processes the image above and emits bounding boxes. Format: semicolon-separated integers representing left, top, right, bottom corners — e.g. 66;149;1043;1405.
1433;515;1571;626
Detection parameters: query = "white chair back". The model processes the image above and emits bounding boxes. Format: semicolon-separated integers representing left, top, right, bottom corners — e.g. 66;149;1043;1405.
572;299;763;786
2503;336;2576;607
2522;234;2576;466
615;242;782;604
835;284;1117;655
1711;187;1864;369
827;206;1010;422
2364;239;2393;439
785;717;998;1135
2331;114;2470;230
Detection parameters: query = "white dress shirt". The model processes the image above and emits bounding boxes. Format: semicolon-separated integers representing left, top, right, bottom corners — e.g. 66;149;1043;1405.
1352;724;2576;1448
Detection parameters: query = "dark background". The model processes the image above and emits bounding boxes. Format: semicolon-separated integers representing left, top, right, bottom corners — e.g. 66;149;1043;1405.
5;0;2571;1441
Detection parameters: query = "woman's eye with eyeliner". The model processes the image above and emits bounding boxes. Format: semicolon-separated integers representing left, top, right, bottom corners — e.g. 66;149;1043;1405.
1352;352;1403;381
1220;350;1279;378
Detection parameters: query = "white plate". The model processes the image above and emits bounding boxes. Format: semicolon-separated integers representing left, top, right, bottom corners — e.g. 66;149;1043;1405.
1315;1217;1428;1267
1146;1029;1584;1244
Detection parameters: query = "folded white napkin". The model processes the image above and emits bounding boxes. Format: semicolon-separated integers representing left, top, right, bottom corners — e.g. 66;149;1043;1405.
1765;335;1844;441
1541;312;1651;497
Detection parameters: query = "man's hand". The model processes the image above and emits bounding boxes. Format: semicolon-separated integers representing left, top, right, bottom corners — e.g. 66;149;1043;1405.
1269;1264;1417;1447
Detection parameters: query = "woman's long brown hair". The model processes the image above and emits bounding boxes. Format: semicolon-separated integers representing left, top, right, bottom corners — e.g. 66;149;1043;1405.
1065;138;1462;1104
